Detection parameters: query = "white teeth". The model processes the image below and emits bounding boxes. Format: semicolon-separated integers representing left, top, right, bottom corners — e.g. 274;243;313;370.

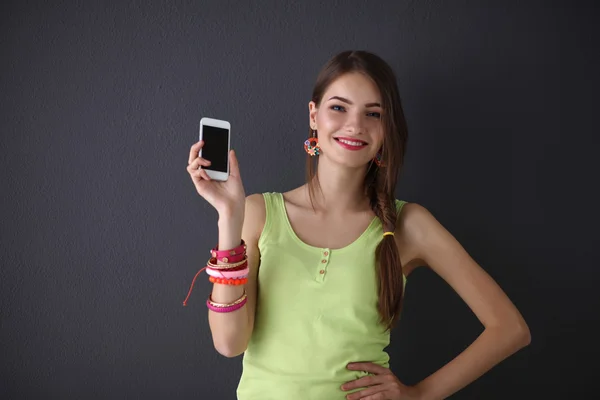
338;139;365;146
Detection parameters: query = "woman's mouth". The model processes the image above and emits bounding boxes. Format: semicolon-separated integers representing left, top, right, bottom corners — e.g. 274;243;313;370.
334;137;368;151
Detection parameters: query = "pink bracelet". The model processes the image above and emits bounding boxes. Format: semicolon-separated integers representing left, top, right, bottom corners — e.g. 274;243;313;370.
210;240;246;262
206;296;247;313
214;252;246;263
205;266;249;279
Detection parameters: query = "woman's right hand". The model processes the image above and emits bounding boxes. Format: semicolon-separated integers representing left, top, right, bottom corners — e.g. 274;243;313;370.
186;141;246;222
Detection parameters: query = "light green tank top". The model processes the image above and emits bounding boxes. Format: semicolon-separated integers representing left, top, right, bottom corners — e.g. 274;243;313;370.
236;192;407;400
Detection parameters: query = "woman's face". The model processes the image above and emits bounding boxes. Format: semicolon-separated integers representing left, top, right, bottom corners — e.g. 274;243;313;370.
309;72;384;169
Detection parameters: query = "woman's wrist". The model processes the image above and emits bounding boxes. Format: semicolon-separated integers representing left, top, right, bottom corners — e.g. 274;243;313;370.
217;218;243;251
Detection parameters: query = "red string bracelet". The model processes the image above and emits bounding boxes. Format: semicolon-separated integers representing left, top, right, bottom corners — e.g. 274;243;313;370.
182;260;248;306
182;266;207;306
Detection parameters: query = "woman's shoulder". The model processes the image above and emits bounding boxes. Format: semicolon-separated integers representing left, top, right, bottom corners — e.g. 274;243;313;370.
395;201;442;253
395;201;430;228
244;189;301;244
245;193;267;208
244;188;299;226
394;201;432;274
243;194;267;242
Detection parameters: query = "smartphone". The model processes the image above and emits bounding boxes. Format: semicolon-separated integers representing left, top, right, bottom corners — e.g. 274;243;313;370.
199;117;231;181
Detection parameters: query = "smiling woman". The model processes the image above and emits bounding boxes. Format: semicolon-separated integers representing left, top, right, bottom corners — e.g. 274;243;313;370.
307;72;388;170
185;50;530;400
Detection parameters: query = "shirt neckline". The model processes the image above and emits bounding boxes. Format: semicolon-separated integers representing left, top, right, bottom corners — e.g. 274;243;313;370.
277;192;379;254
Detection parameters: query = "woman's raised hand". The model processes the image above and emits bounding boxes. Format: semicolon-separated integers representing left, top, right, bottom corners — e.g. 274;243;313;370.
186;141;246;221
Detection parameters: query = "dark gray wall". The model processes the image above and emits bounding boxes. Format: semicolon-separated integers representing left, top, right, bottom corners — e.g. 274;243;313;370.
1;0;598;399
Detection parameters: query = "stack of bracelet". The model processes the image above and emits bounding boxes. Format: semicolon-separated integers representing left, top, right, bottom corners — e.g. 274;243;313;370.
182;240;249;312
206;239;248;285
206;240;248;313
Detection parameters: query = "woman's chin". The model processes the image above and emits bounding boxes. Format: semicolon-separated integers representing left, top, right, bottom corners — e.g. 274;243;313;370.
324;155;372;170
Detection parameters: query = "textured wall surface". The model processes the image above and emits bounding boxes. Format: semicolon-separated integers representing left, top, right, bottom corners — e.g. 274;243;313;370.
1;0;598;399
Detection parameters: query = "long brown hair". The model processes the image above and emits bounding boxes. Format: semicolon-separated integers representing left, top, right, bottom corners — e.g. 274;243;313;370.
306;50;409;332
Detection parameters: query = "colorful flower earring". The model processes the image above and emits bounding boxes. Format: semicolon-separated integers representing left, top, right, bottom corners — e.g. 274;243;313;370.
304;130;321;156
373;150;384;167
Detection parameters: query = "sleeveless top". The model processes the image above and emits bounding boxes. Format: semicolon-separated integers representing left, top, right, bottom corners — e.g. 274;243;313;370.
236;192;408;399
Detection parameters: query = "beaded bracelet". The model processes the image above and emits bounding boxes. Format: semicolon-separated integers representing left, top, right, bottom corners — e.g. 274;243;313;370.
208;276;248;285
183;262;247;306
182;243;248;307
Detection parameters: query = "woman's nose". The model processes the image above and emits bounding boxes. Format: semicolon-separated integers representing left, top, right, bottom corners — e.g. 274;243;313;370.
344;113;365;134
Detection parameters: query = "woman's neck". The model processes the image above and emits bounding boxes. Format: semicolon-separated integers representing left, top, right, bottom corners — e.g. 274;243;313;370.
305;159;370;214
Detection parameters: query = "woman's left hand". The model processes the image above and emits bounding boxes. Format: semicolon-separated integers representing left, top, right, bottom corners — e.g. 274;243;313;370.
341;362;422;400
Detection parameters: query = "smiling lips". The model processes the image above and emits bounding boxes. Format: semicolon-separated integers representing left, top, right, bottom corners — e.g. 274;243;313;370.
334;137;368;151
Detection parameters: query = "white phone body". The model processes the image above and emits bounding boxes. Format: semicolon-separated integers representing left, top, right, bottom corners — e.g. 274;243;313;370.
199;117;231;181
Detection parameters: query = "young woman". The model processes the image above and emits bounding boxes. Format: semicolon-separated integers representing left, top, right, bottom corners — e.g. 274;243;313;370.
186;50;531;400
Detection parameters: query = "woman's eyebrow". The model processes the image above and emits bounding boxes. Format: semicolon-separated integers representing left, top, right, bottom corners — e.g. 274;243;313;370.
327;96;381;108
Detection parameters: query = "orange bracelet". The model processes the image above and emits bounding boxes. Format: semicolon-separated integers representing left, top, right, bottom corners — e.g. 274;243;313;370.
208;276;248;286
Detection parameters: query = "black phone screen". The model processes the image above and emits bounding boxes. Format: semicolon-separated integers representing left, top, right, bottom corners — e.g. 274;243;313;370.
201;125;229;172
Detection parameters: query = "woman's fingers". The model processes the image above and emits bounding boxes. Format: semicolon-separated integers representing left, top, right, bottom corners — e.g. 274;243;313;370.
187;157;211;171
198;168;212;181
188;141;204;165
187;158;212;182
228;149;241;179
197;158;212;167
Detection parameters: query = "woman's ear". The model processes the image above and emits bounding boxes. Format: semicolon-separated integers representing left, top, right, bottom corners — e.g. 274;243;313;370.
308;101;318;130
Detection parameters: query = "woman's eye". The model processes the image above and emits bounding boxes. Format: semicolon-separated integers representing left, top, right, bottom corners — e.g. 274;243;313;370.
330;105;379;118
